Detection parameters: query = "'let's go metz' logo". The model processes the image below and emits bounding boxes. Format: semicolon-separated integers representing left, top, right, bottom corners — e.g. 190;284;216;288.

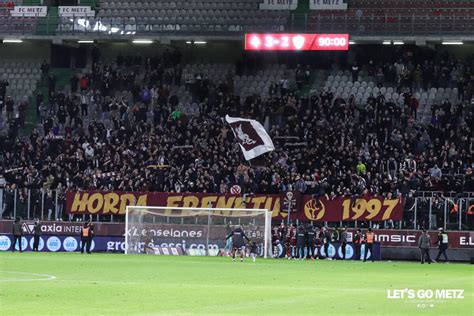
387;289;464;299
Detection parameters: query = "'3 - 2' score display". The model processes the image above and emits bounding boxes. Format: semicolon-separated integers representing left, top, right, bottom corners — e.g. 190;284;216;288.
245;34;349;51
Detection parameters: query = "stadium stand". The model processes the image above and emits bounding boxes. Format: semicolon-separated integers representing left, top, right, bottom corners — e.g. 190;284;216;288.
1;1;472;35
0;3;40;34
307;0;474;34
53;0;289;34
0;59;40;100
0;59;41;130
1;47;473;213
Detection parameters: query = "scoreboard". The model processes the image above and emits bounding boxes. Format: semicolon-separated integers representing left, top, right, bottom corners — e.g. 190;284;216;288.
244;33;349;51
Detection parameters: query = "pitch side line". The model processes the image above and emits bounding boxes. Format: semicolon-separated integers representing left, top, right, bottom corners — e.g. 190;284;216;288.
0;271;57;282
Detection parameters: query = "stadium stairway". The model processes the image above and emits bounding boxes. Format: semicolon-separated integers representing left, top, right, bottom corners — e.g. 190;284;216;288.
311;69;330;91
79;0;100;10
291;0;310;31
36;7;59;36
22;0;42;4
295;69;326;97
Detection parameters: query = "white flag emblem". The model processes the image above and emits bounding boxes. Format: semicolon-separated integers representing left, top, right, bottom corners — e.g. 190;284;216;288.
292;35;305;50
225;115;275;161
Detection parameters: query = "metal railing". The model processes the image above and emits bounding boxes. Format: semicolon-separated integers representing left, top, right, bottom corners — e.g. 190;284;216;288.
403;196;473;231
0;189;116;223
1;10;473;36
1;189;473;230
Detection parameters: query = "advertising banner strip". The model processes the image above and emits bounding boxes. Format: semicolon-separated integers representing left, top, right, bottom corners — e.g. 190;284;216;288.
0;234;381;260
0;235;123;253
0;222;472;249
65;191;403;222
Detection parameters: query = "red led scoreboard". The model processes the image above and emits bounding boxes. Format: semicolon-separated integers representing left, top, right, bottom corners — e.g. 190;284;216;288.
244;33;349;51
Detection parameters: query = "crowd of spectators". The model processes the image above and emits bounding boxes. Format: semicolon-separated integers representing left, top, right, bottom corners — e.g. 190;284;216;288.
0;48;473;221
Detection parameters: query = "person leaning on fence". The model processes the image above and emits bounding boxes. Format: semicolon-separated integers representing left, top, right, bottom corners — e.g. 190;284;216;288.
418;229;433;264
11;217;23;252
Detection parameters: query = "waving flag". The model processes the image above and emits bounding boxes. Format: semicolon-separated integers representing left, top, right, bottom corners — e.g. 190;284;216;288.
225;115;275;161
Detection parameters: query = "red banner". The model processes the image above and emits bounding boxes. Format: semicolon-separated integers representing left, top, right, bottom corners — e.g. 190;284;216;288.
65;191;404;222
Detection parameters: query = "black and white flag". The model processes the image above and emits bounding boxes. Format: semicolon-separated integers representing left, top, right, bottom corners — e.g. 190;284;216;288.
225;115;275;161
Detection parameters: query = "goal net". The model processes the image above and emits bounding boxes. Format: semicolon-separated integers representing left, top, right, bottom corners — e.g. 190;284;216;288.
125;206;272;258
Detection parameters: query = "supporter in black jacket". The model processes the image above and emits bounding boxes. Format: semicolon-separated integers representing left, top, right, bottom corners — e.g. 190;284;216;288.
11;217;23;252
305;225;316;260
226;226;250;262
340;227;348;260
321;227;332;260
296;224;306;260
32;219;42;251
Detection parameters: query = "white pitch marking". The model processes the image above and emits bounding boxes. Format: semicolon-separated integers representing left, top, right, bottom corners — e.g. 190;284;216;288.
0;271;57;282
55;279;141;285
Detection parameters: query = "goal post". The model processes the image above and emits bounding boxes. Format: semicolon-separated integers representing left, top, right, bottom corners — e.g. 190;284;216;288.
125;206;272;258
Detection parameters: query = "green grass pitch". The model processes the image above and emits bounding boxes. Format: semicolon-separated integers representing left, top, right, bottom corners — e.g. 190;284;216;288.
0;252;472;315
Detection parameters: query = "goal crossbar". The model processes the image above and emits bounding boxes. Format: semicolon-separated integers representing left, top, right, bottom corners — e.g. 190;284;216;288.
126;206;270;212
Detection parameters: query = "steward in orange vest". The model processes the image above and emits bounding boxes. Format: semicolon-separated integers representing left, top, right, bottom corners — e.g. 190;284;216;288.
80;222;93;254
363;228;375;262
